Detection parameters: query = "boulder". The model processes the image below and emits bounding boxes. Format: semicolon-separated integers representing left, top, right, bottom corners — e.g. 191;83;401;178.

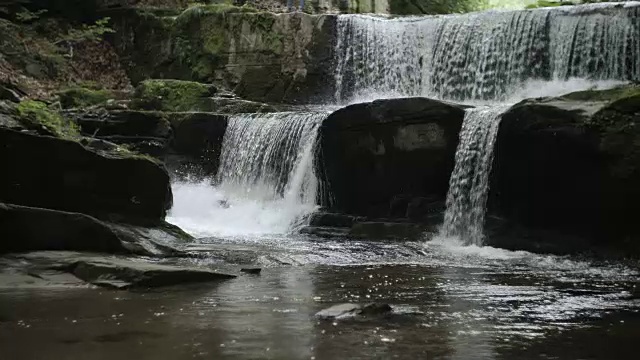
0;127;172;224
489;85;640;254
2;251;235;289
316;303;393;320
0;203;188;256
106;8;337;103
318;97;465;218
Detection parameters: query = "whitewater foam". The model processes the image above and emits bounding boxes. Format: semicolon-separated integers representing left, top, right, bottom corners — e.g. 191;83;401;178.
167;112;328;238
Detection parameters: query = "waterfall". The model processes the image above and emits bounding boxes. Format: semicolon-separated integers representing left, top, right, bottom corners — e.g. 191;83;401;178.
334;2;640;103
168;112;328;237
439;106;508;246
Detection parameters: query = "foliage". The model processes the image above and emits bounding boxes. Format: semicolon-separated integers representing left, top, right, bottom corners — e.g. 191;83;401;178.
57;17;115;44
16;100;80;139
15;8;47;23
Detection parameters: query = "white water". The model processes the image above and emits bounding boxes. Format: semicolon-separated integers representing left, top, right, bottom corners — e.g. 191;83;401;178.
334;2;640;103
438;106;509;246
167;112;328;238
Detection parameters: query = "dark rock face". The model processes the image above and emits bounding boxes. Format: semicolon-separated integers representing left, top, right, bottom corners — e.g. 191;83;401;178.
0;203;188;256
70;109;172;151
349;222;427;241
167;112;228;177
318;97;465;219
308;212;363;228
69;109;229;177
0;127;172;224
106;9;337;104
489;88;640;254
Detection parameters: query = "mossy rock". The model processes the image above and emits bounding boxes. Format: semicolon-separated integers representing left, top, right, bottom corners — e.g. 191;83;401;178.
560;84;640;103
16;100;80;139
526;1;575;9
132;79;216;111
388;0;483;15
59;87;114;109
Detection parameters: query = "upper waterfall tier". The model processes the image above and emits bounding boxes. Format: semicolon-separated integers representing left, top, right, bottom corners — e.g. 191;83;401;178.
334;2;640;103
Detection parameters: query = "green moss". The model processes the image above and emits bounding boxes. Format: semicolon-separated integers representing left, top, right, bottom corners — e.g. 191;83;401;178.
132;79;214;111
58;87;112;109
526;1;575;9
561;85;640;103
111;143;161;163
16;100;80;139
389;0;483;15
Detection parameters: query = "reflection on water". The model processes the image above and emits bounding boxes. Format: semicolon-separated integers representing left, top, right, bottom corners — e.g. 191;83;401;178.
1;239;639;359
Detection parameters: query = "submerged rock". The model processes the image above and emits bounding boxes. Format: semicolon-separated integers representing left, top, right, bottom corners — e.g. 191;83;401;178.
319;97;465;219
316;303;393;320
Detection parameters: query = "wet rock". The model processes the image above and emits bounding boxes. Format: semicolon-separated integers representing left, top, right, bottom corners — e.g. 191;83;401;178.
0;203;188;256
72;258;235;289
3;251;235;289
406;197;445;223
489;85;640;254
316;303;393;319
308;212;362;228
349;222;427;241
0;127;171;224
318;97;465;218
240;268;262;275
298;226;351;239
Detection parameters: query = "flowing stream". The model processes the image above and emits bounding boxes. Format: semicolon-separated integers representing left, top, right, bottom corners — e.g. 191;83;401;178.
334;2;640;103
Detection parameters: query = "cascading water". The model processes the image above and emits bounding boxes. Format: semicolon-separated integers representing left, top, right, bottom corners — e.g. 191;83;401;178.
167;112;328;238
334;2;640;103
333;2;639;246
438;106;508;246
